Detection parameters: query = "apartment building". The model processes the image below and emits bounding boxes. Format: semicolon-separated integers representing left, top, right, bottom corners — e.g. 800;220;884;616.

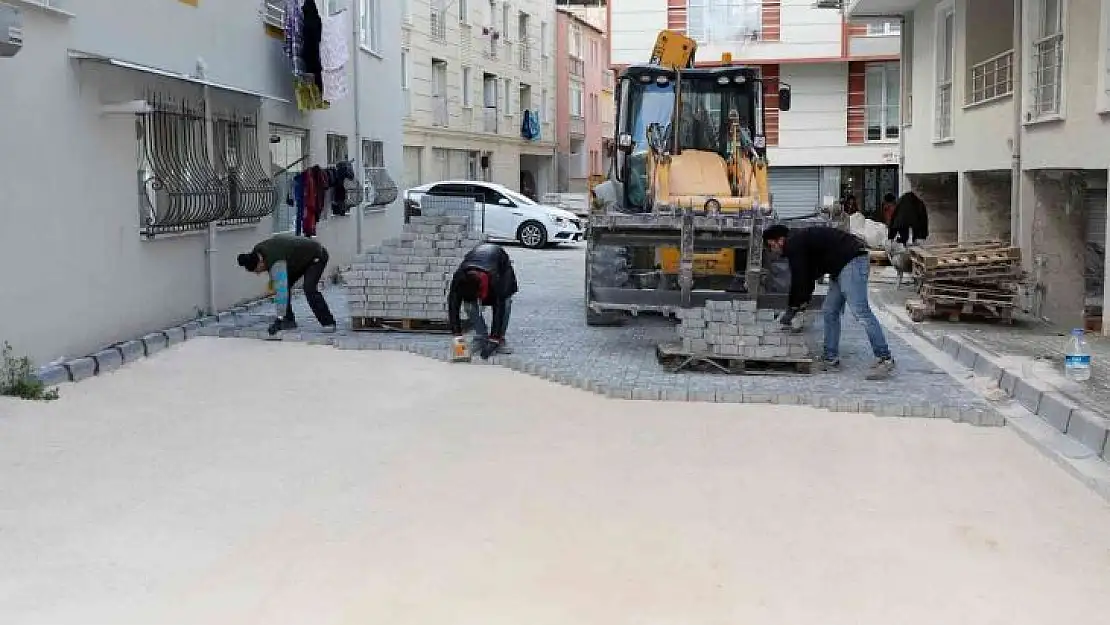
400;0;559;200
0;0;403;365
555;8;609;191
847;0;1110;330
608;0;904;218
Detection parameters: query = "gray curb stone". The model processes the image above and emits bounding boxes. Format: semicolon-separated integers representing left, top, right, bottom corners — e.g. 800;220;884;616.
180;322;200;339
164;327;186;346
142;332;168;356
1013;377;1046;414
117;340;145;364
1067;410;1110;459
92;348;123;374
64;358;96;382
35;365;70;387
1038;393;1077;433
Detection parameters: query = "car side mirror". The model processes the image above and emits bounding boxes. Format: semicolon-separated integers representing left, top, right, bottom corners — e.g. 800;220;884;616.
498;198;511;206
778;87;792;112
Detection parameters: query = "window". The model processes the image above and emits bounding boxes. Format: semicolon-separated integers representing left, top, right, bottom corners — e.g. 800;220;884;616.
519;83;532;113
570;82;584;117
934;3;955;140
865;19;901;36
484;75;499;108
686;0;762;44
540;88;548;123
865;62;900;142
401;50;411;115
1030;0;1064;119
503;78;513;117
430;2;446;41
326;134;349;165
503;3;511;39
541;21;549;57
262;1;284;28
570;24;583;58
462;66;473;108
432;60;448;127
459;0;468;24
359;0;380;53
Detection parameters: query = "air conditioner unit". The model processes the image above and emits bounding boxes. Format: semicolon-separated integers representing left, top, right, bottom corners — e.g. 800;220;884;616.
0;3;22;58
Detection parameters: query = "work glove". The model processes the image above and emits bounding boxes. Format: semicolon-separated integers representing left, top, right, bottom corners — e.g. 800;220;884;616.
479;337;501;360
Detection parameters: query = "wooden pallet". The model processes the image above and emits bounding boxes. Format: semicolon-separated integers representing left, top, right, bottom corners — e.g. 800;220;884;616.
912;248;1021;271
919;283;1016;306
869;250;891;266
914;263;1022;282
351;316;462;334
656;342;815;375
906;298;1015;324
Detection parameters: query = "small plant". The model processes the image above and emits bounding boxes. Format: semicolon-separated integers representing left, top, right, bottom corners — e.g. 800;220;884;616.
1;342;60;401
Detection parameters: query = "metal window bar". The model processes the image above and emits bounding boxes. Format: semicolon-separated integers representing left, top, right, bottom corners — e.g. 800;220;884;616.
136;96;228;237
213;115;278;225
934;82;953;140
431;8;446;41
262;0;285;29
1031;34;1063;118
326;134;349;165
968;50;1014;105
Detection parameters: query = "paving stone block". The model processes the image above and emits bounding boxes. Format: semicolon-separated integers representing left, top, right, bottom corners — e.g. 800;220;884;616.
92;348;123;374
632;388;662;401
142;332;168;356
662;388;690;401
1038;393;1076;433
64;357;96;382
716;391;744;403
164;326;186;346
117;340;145;363
1065;410;1110;456
1012;377;1045;414
35;365;70;387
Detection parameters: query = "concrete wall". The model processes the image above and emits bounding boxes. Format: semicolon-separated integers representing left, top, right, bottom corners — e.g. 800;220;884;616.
959;171;1012;241
608;0;668;67
964;0;1013;66
907;173;959;243
1029;173;1087;327
556;11;571;154
0;1;403;365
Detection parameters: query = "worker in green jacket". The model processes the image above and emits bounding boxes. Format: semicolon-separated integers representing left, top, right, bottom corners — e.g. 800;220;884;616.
237;234;337;336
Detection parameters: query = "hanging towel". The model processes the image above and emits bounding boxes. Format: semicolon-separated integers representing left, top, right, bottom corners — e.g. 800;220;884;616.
300;0;324;92
283;0;306;77
319;10;349;72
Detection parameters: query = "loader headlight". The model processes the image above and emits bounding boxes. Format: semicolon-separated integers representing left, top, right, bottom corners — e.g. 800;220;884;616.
705;199;721;212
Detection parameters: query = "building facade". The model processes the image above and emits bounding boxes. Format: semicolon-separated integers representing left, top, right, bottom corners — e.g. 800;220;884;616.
0;0;403;365
607;0;904;218
400;0;559;200
847;0;1110;330
555;8;608;192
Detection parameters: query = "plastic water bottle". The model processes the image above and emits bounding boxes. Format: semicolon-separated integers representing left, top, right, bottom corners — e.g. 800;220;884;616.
1064;329;1091;382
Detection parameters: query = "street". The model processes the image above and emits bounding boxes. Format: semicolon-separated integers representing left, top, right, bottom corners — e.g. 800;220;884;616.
2;338;1110;624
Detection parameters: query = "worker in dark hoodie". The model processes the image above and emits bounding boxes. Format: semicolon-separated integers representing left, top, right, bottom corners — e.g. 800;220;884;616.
237;233;337;336
448;243;519;359
763;224;895;380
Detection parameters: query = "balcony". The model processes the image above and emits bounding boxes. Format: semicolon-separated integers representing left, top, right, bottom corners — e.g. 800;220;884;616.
569;57;584;77
845;0;921;16
483;106;499;133
847;18;901;57
432;95;448;127
569;115;585;137
967;50;1014;106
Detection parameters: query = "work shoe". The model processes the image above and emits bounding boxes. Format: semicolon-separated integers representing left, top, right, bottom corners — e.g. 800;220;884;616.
866;357;896;380
818;357;841;372
497;341;514;355
267;318;298;337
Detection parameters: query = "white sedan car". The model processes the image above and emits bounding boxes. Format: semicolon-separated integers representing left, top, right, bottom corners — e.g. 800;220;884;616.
405;180;585;249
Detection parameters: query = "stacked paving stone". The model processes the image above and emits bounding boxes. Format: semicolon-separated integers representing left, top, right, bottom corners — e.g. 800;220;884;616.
676;300;812;359
343;214;487;322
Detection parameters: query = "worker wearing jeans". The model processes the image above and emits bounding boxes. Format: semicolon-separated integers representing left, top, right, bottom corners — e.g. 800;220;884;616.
763;223;894;380
467;297;513;353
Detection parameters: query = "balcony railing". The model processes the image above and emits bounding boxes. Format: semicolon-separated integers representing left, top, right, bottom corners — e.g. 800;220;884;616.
432;95;448;127
569;57;584;77
968;50;1014;106
569;115;585;136
483;106;499;133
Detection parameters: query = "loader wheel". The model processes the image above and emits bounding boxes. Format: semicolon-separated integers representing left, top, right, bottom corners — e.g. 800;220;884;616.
586;308;625;327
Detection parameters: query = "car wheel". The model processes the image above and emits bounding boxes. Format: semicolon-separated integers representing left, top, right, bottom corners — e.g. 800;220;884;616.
517;220;548;249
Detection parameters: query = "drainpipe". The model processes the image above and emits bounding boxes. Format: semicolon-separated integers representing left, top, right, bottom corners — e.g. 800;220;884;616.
1010;0;1023;249
898;14;908;193
352;2;365;255
202;82;219;315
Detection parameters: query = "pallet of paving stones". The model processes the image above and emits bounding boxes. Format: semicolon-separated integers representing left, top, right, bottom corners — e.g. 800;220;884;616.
656;342;816;375
906;298;1015;324
351;316;456;334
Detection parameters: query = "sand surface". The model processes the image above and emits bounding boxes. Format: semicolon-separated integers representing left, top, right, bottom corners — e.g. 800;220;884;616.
2;338;1109;624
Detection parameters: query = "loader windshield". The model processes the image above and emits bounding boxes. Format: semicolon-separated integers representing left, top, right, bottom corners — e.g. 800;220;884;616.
626;75;754;160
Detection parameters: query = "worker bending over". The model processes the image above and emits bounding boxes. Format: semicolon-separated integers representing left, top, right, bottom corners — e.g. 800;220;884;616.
237;233;337;336
448;243;519;359
762;224;895;380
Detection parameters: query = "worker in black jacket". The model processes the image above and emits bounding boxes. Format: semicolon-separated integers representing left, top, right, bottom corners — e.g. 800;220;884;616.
888;191;929;244
448;243;519;359
763;224;895;380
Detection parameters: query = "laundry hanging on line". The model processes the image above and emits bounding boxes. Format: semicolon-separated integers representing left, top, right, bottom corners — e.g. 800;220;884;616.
288;162;357;237
283;0;349;112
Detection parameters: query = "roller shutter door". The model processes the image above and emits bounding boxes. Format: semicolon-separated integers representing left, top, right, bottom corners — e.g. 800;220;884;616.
402;146;422;190
1085;187;1107;299
770;167;822;220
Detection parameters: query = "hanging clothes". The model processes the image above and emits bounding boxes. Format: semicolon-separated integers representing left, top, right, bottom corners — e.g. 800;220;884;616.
294;77;328;112
327;161;356;216
300;0;324;93
319;9;350;103
292;172;306;235
283;0;306;77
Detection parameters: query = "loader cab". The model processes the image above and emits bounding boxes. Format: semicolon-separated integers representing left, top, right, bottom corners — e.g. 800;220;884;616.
613;64;779;211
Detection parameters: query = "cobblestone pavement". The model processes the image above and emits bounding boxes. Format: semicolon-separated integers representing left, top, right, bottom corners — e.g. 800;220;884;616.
208;244;998;421
873;287;1110;418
